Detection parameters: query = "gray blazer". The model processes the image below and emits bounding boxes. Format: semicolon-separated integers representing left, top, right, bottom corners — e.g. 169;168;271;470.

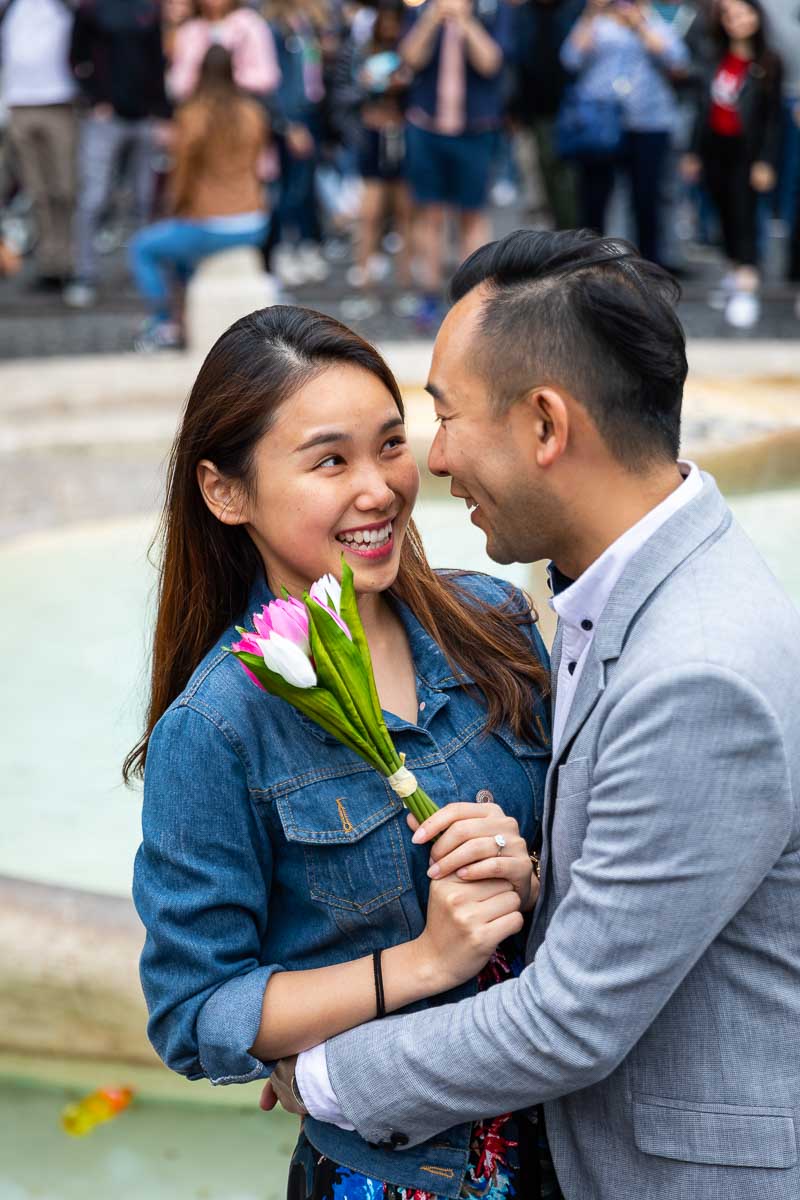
324;474;800;1199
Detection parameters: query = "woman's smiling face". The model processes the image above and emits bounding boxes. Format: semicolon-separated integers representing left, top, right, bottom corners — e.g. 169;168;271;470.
239;363;420;598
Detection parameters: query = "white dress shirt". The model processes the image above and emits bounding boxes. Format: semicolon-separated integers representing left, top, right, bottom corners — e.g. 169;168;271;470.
550;460;702;754
295;460;703;1126
1;0;77;108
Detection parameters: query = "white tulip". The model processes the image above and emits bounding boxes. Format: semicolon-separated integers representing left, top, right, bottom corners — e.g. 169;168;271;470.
256;633;317;689
310;572;342;614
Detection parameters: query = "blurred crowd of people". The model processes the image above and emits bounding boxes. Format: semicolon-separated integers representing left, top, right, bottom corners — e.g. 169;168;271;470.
1;0;799;345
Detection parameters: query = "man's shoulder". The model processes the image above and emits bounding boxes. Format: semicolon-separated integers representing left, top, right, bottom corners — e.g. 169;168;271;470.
621;515;800;687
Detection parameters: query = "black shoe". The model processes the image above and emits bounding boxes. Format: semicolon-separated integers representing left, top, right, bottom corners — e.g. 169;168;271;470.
28;273;69;293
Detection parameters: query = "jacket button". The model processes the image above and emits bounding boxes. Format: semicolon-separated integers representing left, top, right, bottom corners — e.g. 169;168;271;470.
475;789;494;804
390;1132;409;1148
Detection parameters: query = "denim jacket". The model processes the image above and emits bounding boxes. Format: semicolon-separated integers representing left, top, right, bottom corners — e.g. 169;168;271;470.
133;571;550;1197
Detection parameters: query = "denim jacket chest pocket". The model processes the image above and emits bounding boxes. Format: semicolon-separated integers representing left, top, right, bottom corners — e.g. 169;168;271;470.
266;758;413;916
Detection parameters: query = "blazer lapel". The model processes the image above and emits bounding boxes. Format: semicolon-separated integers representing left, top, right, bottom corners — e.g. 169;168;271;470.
532;474;732;921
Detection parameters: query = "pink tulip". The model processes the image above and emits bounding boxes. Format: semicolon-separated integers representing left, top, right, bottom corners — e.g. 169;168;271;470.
231;633;267;691
253;597;310;654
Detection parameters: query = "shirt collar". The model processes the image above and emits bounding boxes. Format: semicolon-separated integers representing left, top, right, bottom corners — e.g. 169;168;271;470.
549;460;702;634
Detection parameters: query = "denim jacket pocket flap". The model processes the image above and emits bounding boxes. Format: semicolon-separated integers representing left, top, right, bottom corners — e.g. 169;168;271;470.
275;772;403;845
273;773;412;916
633;1093;798;1169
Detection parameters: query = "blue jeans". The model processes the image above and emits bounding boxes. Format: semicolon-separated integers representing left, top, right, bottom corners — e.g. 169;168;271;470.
128;217;269;320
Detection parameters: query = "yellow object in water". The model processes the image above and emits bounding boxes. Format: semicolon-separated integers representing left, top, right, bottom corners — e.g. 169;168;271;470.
61;1086;135;1136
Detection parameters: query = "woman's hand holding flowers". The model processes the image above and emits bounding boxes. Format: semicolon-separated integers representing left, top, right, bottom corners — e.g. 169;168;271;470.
414;876;525;992
410;802;539;912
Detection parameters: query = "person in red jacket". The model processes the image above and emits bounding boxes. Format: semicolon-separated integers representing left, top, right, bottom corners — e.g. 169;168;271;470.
681;0;783;329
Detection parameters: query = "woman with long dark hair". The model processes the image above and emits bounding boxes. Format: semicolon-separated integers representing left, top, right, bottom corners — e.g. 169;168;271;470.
682;0;783;328
130;305;555;1197
128;46;270;350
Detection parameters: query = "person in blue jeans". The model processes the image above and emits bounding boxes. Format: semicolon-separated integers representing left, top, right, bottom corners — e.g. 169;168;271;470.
400;0;513;331
128;46;269;351
129;304;557;1195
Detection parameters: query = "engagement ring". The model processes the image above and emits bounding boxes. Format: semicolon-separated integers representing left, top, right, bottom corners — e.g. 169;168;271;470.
494;834;507;855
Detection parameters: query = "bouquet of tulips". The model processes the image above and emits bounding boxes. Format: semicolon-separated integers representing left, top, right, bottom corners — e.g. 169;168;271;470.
227;562;438;824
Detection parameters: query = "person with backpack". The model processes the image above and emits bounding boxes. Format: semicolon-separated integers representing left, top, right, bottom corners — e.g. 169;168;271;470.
560;0;689;266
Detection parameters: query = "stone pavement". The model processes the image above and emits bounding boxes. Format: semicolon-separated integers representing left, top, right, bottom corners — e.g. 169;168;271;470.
1;200;799;359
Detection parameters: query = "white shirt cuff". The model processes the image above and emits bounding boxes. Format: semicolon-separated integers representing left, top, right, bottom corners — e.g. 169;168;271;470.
295;1042;355;1130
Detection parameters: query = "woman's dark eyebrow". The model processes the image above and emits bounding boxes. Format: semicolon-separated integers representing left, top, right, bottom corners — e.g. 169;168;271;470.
294;430;348;453
294;416;404;455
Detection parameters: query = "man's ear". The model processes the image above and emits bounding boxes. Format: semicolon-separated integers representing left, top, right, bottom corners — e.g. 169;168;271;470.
525;387;569;469
196;460;248;526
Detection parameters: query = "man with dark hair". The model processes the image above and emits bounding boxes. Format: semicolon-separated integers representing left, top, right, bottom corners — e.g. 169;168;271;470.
263;229;800;1200
64;0;170;308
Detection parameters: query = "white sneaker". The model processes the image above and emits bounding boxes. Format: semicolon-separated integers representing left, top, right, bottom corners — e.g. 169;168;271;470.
391;292;418;318
339;295;381;321
382;231;404;255
62;279;97;308
724;290;761;329
272;245;306;288
297;242;330;283
345;264;369;288
490;180;518;208
708;271;737;311
366;252;391;283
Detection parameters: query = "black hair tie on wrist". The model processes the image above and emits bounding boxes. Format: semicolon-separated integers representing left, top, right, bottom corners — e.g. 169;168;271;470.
373;948;386;1019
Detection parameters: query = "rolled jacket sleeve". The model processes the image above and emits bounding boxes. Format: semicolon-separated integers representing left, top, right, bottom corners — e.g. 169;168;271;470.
133;703;283;1085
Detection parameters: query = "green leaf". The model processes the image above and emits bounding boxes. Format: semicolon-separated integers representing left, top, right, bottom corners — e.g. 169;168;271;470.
227;647;386;772
305;602;381;754
337;559;402;771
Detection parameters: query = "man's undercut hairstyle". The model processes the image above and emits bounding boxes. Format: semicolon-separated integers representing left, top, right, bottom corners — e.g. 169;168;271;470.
450;229;688;469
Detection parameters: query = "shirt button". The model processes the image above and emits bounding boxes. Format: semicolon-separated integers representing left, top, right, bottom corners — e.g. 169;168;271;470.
475;789;494;804
418;701;426;711
567;661;577;675
581;619;593;631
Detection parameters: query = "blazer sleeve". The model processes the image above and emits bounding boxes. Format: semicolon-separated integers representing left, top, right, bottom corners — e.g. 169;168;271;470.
133;703;283;1085
323;663;792;1146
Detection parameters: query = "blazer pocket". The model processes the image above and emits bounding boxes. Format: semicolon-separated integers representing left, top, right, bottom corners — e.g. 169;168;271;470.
557;756;590;800
633;1093;798;1169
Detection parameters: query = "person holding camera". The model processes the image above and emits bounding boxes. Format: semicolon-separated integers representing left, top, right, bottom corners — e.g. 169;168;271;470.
560;0;688;265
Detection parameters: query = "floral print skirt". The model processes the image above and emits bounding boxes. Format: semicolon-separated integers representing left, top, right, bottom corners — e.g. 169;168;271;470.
287;945;564;1200
287;1107;563;1200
